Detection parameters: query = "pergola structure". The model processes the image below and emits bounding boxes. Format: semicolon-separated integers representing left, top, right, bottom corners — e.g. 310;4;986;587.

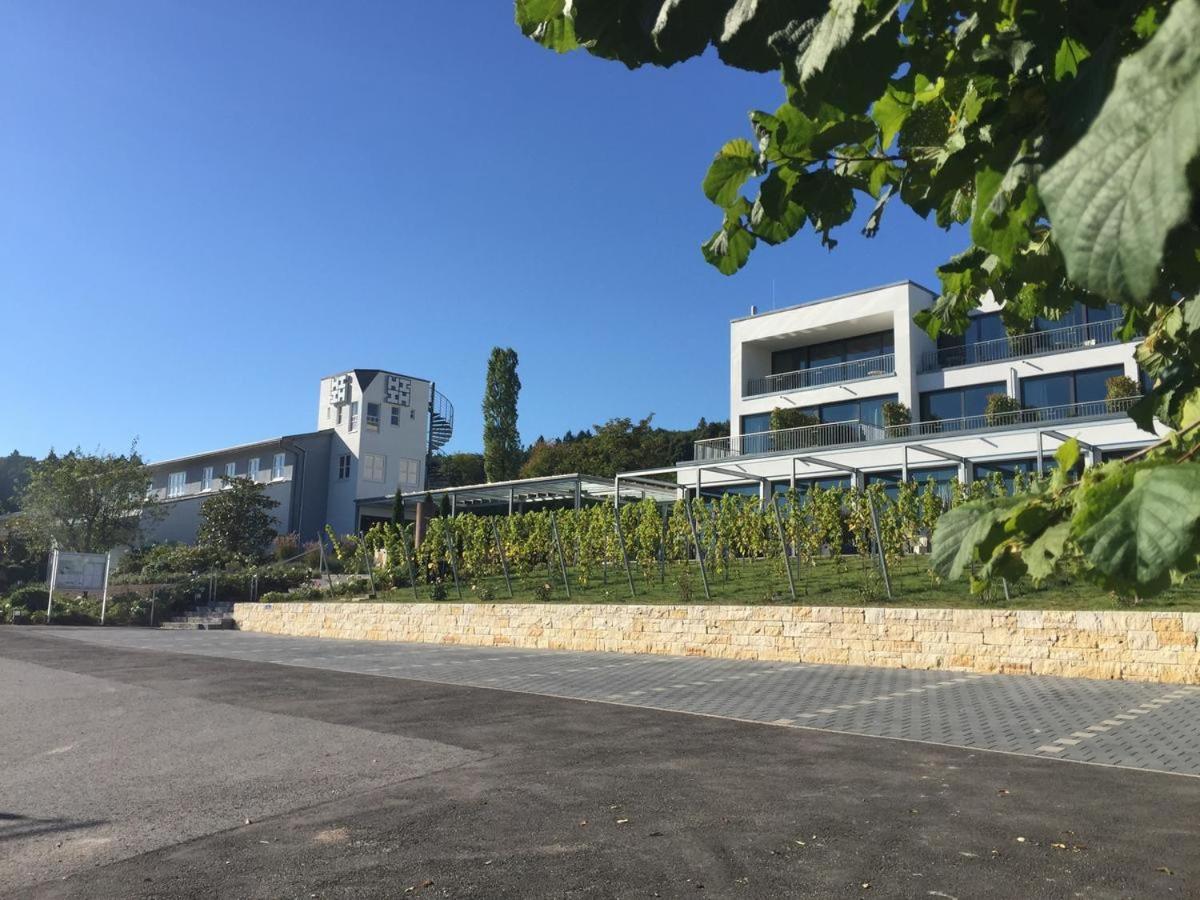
375;472;682;518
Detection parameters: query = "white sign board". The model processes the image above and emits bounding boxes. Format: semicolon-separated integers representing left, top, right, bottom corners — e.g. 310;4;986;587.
54;552;109;591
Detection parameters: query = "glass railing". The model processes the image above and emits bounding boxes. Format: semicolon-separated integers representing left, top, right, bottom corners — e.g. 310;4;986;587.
695;396;1138;461
920;318;1125;372
746;353;895;397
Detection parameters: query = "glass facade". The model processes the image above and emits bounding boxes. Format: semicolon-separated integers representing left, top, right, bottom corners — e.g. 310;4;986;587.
919;382;1005;423
1019;365;1125;410
771;330;894;375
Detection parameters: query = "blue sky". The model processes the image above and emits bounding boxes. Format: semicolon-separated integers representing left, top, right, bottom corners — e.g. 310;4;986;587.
0;1;965;462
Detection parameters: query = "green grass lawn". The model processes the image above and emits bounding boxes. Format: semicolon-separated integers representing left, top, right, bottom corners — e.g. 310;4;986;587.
326;555;1200;612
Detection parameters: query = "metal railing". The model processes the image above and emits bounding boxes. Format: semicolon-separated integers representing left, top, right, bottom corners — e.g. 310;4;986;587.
695;396;1139;461
746;353;895;397
883;395;1139;439
920;318;1125;372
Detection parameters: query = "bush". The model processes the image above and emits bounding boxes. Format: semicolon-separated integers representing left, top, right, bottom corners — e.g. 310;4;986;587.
769;407;820;431
881;401;911;428
30;610;47;625
5;583;49;613
272;533;301;562
429;580;448;601
1105;375;1139;412
984;393;1022;426
7;607;29;625
116;543;237;579
473;584;496;602
531;581;554;602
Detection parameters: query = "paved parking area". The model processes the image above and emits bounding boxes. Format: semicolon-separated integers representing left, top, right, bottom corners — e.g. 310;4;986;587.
38;627;1200;776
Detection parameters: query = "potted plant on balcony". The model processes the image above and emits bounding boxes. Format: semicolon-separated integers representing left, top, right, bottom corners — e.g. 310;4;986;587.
1104;375;1139;413
881;400;911;435
984;393;1022;427
769;407;819;450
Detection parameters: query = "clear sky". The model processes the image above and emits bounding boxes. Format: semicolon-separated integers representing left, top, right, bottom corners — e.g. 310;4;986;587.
0;1;966;462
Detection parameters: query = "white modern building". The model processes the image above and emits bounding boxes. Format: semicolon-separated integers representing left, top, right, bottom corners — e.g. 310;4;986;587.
667;281;1155;499
143;369;453;543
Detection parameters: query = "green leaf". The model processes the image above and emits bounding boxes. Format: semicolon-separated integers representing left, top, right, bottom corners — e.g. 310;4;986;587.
701;222;756;275
1039;0;1200;302
1053;36;1090;81
1054;437;1080;474
871;84;911;149
971;162;1040;266
1076;464;1200;593
795;0;860;84
1024;521;1072;582
931;496;1022;581
515;0;578;52
703;138;758;208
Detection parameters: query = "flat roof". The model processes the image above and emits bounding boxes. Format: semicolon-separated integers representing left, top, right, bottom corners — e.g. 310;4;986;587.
729;280;937;324
146;430;332;469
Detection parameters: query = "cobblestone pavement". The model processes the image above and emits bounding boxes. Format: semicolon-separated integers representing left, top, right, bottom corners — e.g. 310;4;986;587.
37;627;1200;777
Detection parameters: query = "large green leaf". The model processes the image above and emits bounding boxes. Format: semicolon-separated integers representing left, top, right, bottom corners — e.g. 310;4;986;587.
793;0;859;83
703;138;758;207
931;496;1022;581
1039;0;1200;302
1076;464;1200;592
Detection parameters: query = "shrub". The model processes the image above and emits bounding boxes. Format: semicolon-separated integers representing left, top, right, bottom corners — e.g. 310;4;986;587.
531;581;553;602
429;580;448;601
769;407;819;431
7;607;29;625
5;583;49;613
30;610;47;625
473;584;496;602
881;401;911;428
272;533;301;562
1105;375;1139;412
984;393;1022;426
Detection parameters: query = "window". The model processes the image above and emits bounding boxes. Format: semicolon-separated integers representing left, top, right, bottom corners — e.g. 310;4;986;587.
366;402;380;430
973;458;1042;494
363;453;386;483
167;471;186;498
1020;365;1125;412
336;405;343;425
201;466;213;491
390;405;401;427
248;457;261;481
224;461;236;482
740;412;773;435
770;330;894;376
864;470;903;500
396;457;421;486
919;382;1006;424
272;452;286;480
805;394;896;427
337;454;351;480
349;401;359;431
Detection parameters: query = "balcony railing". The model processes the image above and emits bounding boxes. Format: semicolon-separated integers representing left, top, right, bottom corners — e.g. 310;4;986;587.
746;353;895;397
694;396;1139;461
920;318;1125;372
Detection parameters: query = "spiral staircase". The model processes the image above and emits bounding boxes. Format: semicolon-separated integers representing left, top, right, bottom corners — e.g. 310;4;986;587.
430;389;454;452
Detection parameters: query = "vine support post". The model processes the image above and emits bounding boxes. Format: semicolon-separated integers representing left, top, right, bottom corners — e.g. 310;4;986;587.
490;518;514;598
659;506;668;586
866;493;893;601
357;530;377;598
445;520;463;600
399;524;419;600
684;498;712;601
550;511;571;599
318;539;335;594
613;505;636;599
771;495;797;601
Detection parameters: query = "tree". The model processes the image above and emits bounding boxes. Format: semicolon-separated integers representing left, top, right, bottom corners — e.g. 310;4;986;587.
197;477;279;559
516;1;1200;597
18;446;160;552
392;487;404;525
483;347;522;482
0;450;34;514
430;452;486;486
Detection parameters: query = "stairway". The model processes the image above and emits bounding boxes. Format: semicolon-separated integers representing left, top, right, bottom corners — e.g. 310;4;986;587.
159;602;236;630
430;389;454;451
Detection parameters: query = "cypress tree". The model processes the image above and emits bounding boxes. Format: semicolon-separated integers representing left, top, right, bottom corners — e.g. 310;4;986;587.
482;346;522;481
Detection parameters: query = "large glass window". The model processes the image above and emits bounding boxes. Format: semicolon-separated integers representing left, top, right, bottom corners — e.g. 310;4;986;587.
973;458;1040;494
741;413;773;434
365;402;380;430
1020;365;1124;411
770;330;894;375
919;382;1005;423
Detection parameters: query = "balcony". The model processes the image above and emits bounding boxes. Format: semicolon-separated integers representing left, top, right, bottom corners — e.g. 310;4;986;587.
693;396;1139;462
920;318;1125;373
746;353;895;398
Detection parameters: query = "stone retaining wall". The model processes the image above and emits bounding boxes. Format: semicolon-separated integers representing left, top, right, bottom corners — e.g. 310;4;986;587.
232;602;1200;684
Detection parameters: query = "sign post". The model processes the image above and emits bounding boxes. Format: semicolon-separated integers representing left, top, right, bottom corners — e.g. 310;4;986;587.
46;549;112;623
99;552;112;625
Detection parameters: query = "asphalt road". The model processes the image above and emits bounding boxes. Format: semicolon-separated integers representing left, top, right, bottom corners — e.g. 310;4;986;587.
1;628;1198;899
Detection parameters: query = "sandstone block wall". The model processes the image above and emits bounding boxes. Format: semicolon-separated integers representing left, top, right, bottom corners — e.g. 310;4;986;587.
231;602;1200;684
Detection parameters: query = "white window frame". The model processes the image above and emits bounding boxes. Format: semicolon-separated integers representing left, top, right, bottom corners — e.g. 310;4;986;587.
272;452;286;480
167;471;186;498
248;457;261;481
397;457;420;487
366;402;380;430
363;453;386;483
201;466;213;491
349;401;359;432
337;454;351;480
390;405;401;426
